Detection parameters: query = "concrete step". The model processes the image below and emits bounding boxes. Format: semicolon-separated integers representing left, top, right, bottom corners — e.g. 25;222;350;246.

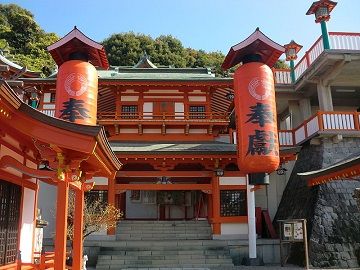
96;221;234;269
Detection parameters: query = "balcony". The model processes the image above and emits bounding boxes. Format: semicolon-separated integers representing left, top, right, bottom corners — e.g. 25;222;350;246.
97;111;230;125
273;32;360;85
279;111;360;147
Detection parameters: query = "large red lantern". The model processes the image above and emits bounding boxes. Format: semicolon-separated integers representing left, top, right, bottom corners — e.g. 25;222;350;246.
234;61;279;173
55;60;98;125
47;27;109;125
222;28;284;175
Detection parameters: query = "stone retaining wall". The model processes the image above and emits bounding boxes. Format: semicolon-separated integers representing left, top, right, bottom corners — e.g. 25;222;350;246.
275;137;360;268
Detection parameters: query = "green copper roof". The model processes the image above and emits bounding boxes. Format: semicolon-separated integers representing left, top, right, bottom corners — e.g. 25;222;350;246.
97;67;216;80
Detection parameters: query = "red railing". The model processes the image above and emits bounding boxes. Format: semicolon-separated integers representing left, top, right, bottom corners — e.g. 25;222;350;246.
97;111;230;123
273;68;292;84
278;111;360;147
293;32;360;81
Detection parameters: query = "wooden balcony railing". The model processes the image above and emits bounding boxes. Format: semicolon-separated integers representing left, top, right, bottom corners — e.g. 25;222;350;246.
97;111;231;123
293;32;360;81
272;32;360;84
278;111;360;147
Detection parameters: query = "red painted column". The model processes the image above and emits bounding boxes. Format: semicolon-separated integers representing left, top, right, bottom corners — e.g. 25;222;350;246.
72;188;84;270
107;176;116;235
54;178;69;270
211;176;221;235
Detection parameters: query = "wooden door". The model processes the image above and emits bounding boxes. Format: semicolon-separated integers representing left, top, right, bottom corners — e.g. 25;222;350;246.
0;180;21;266
154;101;174;119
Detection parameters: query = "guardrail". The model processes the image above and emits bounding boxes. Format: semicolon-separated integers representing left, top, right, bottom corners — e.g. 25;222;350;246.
273;69;292;84
97;111;230;122
278;111;360;147
292;32;360;81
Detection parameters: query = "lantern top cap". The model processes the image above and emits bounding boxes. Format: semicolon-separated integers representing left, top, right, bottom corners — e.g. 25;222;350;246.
221;27;285;70
284;40;303;53
47;27;109;69
306;0;337;16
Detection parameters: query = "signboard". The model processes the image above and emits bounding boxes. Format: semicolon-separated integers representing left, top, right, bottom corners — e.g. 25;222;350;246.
278;219;309;269
282;221;304;241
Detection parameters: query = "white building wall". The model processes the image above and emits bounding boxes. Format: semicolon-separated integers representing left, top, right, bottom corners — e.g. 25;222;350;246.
19;188;35;263
37;182;57;239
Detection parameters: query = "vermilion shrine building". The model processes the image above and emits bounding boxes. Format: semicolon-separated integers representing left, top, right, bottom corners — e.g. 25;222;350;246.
1;0;360;268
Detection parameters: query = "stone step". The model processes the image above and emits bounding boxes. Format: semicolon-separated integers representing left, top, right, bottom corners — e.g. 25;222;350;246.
96;221;233;269
116;233;211;240
119;220;209;224
96;264;234;270
98;249;230;257
98;254;230;260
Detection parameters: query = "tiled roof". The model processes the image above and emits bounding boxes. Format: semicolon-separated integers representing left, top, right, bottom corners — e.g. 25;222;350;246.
110;141;237;155
97;67;218;80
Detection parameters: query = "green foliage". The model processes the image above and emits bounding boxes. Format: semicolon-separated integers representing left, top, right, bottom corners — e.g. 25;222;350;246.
0;4;58;75
103;32;226;76
274;59;289;69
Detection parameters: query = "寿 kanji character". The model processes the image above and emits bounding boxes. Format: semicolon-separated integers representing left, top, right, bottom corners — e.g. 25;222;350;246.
247;130;277;156
60;98;90;122
246;102;274;127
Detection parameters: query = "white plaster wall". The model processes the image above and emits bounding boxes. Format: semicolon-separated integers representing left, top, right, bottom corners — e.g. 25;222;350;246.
125;191;158;219
121;96;139;102
119;128;138;134
175;102;184;119
43;93;51;103
92;177;108;185
188;129;207;134
143;128;161;134
37;182;57;239
167;129;184;134
254;160;296;220
43;104;55;109
188;96;206;102
221;223;248;235
19;188;35;263
143;102;153;119
219;177;246;185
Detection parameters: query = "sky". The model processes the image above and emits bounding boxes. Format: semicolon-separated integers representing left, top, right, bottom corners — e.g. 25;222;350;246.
3;0;360;61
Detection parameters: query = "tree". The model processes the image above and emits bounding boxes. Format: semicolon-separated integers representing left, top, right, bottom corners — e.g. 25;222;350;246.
0;4;58;75
67;192;122;241
102;32;226;74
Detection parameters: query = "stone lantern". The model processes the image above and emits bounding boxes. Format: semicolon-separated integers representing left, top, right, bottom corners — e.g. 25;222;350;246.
284;40;303;83
306;0;337;49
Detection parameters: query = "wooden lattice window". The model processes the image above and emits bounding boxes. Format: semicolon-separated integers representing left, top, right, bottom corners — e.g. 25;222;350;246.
85;190;108;204
142;191;156;204
0;180;21;266
220;190;247;217
189;105;206;119
50;93;56;103
121;105;138;119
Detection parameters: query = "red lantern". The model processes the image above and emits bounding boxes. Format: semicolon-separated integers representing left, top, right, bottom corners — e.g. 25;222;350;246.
234;61;279;173
55;60;98;125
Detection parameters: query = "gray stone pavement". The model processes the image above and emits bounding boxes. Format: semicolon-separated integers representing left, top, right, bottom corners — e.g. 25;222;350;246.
87;265;360;269
87;265;303;270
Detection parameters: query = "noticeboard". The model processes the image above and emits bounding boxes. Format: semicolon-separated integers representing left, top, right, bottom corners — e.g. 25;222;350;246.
277;219;309;269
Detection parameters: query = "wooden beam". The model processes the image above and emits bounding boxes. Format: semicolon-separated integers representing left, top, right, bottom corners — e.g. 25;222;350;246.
117;171;213;178
116;183;212;191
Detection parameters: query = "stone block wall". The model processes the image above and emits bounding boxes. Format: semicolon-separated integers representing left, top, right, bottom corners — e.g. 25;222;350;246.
274;137;360;268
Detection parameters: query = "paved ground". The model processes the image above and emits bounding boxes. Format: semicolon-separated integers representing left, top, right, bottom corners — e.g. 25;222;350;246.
87;265;360;269
87;265;303;270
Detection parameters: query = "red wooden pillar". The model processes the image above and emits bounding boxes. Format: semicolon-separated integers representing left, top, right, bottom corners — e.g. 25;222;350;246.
107;176;116;235
72;187;84;270
211;176;221;235
54;178;69;270
207;193;213;220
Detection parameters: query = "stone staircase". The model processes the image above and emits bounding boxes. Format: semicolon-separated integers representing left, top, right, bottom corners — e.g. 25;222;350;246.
96;220;235;269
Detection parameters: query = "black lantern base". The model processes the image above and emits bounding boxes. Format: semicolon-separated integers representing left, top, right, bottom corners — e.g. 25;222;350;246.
248;173;269;185
242;257;264;266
